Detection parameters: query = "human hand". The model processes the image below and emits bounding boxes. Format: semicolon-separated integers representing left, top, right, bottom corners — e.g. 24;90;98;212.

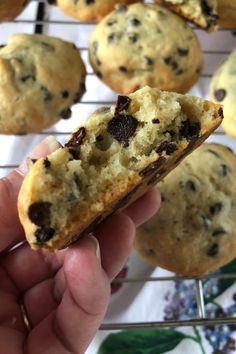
0;136;161;354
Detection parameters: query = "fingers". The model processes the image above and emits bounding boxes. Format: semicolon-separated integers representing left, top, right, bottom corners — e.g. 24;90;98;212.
123;187;161;226
0;136;60;253
94;212;136;279
25;236;110;354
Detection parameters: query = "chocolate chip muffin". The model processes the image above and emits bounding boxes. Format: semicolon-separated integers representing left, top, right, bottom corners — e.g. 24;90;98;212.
0;0;30;21
0;33;86;134
88;3;203;94
135;143;236;276
18;86;223;251
210;51;236;138
217;0;236;28
155;0;218;31
53;0;142;23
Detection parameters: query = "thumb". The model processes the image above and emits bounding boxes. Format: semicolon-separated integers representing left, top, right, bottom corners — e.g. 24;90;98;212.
0;136;60;253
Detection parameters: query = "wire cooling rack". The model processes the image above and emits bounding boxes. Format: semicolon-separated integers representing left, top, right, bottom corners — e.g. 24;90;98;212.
1;0;236;332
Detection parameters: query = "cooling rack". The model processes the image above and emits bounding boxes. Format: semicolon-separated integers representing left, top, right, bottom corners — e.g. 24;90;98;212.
1;0;236;334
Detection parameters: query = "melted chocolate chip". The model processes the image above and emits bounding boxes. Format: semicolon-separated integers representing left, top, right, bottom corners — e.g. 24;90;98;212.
180;119;200;139
115;184;140;210
68;148;80;160
115;95;131;115
139;156;166;177
152;118;160;124
214;89;226;102
156;141;177;155
207;243;219;257
35;226;55;244
177;48;189;56
28;202;52;226
96;134;104;142
210;202;223;215
212;228;227;237
43;158;51;169
107;114;138;143
66;127;86;148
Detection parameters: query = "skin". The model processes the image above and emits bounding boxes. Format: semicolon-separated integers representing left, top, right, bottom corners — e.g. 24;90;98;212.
0;137;161;354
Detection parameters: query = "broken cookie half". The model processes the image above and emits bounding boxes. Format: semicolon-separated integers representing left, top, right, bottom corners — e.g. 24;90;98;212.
18;86;223;251
155;0;218;32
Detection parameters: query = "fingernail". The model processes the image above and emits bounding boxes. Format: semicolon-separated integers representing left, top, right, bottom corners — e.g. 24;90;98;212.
17;136;61;175
88;234;101;262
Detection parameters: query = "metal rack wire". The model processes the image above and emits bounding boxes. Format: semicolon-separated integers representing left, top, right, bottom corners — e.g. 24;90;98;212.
1;0;236;332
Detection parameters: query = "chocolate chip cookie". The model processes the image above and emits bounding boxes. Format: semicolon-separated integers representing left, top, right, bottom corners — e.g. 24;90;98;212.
88;3;203;94
217;0;236;28
0;0;30;21
0;33;86;134
54;0;142;23
155;0;218;31
135;143;236;276
210;51;236;138
18;86;223;251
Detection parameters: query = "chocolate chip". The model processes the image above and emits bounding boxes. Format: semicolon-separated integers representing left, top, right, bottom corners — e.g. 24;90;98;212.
214;89;226;101
31;158;37;164
28;202;52;226
185;180;197;191
107;33;116;43
20;75;35;82
177;48;189;56
66;127;86;148
131;18;141;26
221;164;230;176
118;66;128;73
210;202;223;215
115;95;131;115
61;90;69;98
152;118;160;124
176;68;184;75
115;184;140;210
96;134;104;142
107;114;138;143
115;4;127;12
139;156;166;177
43;158;51;169
41;86;53;101
156;141;177;155
207;149;220;158
35;226;55;243
96;71;103;78
212;228;227;237
60;108;72;119
68;148;80;160
85;0;95;4
207;243;219;257
106;19;117;26
128;33;139;43
144;56;154;65
180;119;200;139
218;107;224;119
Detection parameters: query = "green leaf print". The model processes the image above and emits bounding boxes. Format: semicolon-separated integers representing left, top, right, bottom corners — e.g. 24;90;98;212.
97;328;193;354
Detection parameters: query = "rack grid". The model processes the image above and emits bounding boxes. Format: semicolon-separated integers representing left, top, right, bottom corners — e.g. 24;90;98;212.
1;0;236;332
